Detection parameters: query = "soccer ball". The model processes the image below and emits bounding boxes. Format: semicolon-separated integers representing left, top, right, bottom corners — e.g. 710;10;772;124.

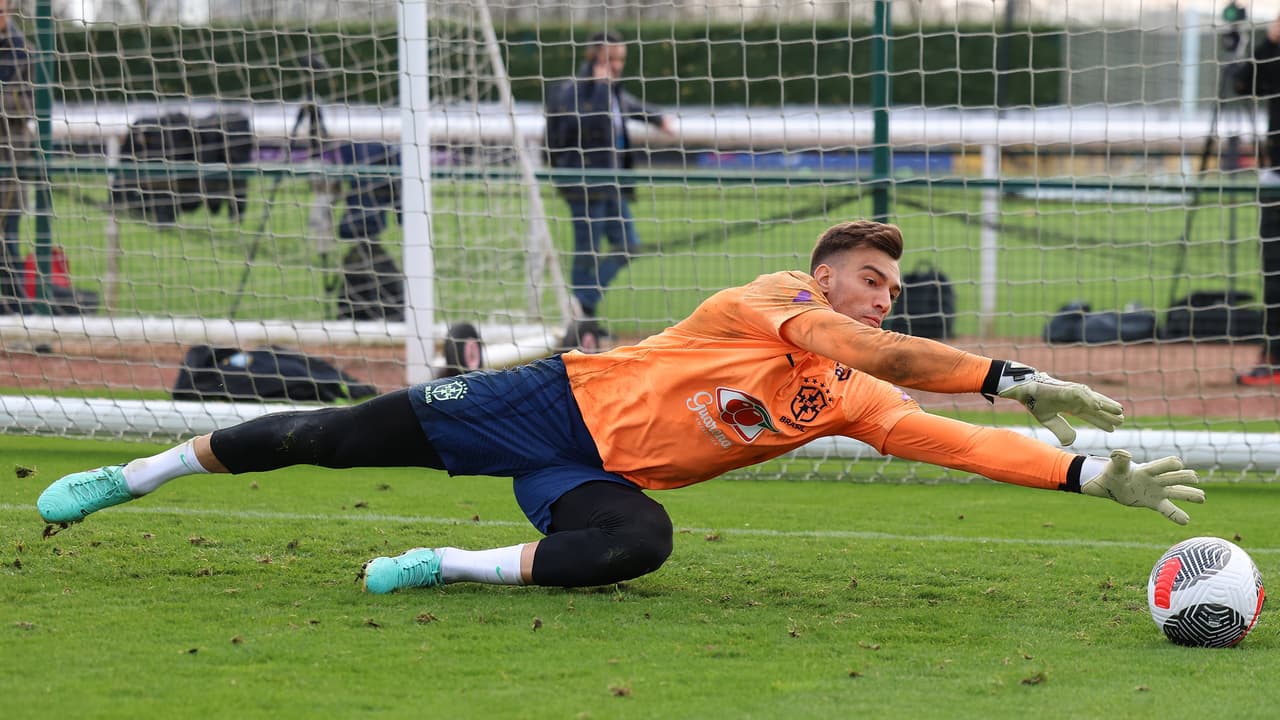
1147;536;1265;648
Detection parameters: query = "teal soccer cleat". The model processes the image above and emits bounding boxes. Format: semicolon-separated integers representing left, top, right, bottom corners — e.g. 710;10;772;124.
37;465;135;524
362;548;443;594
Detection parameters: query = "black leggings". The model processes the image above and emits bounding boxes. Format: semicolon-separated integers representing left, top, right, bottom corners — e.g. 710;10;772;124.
207;390;675;588
536;481;674;587
209;389;444;471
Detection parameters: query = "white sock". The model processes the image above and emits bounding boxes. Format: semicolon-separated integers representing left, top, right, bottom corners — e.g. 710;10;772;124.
121;439;211;495
437;544;526;586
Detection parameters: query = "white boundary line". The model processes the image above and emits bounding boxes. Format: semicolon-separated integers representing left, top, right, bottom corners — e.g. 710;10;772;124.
4;503;1278;556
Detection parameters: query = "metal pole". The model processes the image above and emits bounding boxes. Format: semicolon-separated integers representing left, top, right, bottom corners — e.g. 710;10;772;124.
401;0;436;384
980;144;999;337
871;0;891;222
32;0;52;313
997;0;1016;111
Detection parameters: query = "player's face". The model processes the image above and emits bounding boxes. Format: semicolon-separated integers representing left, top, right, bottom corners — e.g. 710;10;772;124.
814;246;901;329
597;44;627;79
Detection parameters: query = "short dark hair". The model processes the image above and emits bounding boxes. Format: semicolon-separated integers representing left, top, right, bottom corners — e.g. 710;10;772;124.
584;31;625;62
809;220;904;273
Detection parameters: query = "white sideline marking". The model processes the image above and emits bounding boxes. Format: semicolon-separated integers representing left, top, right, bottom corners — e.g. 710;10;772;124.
5;502;1279;556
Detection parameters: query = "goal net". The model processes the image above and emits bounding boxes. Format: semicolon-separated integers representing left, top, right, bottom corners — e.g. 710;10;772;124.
414;0;573;369
2;0;1278;480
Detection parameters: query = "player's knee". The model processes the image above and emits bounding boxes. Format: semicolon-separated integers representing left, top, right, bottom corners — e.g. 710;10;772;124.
613;504;673;578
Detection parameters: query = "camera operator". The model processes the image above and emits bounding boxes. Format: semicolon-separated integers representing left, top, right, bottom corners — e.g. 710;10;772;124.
1238;14;1280;384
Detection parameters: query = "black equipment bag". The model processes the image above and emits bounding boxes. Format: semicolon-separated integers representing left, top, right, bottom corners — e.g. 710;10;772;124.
883;263;956;339
335;240;405;322
1043;301;1158;344
330;142;404;321
171;345;377;403
1161;290;1263;343
112;111;254;223
337;141;400;241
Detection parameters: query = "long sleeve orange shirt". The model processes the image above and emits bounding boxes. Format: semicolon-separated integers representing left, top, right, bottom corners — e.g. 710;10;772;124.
563;271;1082;491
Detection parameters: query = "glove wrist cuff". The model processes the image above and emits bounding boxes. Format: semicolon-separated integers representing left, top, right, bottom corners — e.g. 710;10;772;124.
1059;454;1086;493
981;360;1008;401
988;360;1038;396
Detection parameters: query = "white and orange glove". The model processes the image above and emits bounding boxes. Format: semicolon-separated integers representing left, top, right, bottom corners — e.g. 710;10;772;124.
1080;450;1205;525
995;361;1125;445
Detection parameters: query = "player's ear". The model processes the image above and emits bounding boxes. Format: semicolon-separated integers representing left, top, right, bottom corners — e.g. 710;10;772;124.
811;262;833;291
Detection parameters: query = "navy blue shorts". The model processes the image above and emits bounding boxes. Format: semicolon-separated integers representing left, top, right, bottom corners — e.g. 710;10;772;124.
407;355;638;533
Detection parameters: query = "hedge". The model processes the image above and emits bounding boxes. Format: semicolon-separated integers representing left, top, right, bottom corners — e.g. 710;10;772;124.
45;21;1062;107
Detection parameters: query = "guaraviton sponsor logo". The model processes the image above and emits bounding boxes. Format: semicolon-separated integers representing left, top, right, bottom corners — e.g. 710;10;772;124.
687;378;836;448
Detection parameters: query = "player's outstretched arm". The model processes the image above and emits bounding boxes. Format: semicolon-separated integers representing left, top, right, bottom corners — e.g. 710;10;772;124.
780;308;1120;445
1080;449;1204;525
879;414;1204;525
990;361;1124;445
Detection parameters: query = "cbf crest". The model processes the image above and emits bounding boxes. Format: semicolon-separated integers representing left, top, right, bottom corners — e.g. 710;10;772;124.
423;378;468;404
790;377;831;422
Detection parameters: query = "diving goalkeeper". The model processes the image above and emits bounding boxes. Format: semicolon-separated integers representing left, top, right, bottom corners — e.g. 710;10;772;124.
36;220;1204;593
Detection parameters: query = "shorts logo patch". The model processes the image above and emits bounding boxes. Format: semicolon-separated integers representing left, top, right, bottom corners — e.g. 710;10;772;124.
423;378;468;404
716;387;778;443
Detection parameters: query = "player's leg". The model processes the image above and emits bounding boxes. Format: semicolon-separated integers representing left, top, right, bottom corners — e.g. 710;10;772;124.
363;481;673;593
533;480;673;586
1262;203;1280;367
0;181;21;315
567;196;602;317
207;388;439;471
593;193;635;292
37;389;440;524
1240;190;1280;384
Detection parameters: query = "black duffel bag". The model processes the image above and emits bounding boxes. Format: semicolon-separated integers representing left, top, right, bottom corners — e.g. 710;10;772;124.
1161;290;1263;343
1044;301;1158;344
884;263;956;339
172;345;378;403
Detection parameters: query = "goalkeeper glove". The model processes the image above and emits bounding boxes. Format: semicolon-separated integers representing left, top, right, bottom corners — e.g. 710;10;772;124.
1081;449;1205;525
994;361;1124;445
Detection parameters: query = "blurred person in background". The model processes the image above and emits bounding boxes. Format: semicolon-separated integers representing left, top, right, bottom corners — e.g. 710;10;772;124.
545;31;674;321
0;0;31;315
1240;13;1280;384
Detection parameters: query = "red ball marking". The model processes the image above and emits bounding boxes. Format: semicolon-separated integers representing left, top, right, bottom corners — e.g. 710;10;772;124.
1153;556;1182;610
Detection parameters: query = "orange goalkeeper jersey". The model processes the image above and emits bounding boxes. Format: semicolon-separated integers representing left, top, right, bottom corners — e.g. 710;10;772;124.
563;271;1077;491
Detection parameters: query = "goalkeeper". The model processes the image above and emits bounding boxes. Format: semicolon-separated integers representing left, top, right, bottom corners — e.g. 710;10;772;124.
36;221;1204;593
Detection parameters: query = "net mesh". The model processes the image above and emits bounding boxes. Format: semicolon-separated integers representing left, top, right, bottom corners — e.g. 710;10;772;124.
0;1;1275;479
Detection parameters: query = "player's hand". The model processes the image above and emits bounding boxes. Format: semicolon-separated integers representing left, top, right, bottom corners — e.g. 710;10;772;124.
1081;449;1204;525
996;361;1124;445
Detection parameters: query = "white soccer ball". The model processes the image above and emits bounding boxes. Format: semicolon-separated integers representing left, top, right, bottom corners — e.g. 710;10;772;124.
1147;536;1265;648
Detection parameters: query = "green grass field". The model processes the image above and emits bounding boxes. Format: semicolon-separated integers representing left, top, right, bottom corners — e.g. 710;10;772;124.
11;171;1274;716
3;434;1277;719
41;176;1264;339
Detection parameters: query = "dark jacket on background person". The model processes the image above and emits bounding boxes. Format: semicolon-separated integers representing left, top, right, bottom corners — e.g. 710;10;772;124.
0;23;32;214
1249;35;1280;169
544;62;666;201
0;24;32;133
